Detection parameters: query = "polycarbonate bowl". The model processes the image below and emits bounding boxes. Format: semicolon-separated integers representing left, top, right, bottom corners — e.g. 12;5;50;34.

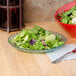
54;1;76;38
8;31;66;53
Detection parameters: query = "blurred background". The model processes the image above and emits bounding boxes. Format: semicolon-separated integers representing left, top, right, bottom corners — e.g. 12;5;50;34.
23;0;74;23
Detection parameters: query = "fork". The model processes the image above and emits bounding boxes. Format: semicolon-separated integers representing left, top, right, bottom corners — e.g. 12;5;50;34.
52;48;76;64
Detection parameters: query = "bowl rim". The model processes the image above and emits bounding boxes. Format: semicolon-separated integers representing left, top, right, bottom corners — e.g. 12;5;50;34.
54;1;76;26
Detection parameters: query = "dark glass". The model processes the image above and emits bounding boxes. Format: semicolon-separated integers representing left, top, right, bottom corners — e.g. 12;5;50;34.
9;8;20;29
0;8;7;28
9;0;19;6
21;0;23;26
0;0;7;6
21;0;23;4
0;0;23;31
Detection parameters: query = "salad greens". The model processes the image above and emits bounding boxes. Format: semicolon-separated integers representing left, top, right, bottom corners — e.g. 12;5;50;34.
10;26;64;50
59;6;76;24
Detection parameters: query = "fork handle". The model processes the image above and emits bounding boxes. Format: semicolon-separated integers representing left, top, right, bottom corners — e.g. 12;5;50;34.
52;52;72;64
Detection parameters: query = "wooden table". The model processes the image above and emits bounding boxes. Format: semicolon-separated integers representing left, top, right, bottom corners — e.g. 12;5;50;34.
0;22;76;76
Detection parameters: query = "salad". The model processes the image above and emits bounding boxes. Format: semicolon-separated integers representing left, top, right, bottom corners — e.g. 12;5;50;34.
59;6;76;24
10;26;64;50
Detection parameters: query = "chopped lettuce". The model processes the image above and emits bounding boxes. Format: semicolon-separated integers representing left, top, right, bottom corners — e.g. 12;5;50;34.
10;26;64;50
59;6;76;24
45;34;56;42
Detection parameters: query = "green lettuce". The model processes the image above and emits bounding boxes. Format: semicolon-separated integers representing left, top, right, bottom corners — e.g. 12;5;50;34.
10;26;64;50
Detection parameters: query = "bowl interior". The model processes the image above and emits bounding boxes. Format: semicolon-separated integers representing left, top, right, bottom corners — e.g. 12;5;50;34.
55;1;76;17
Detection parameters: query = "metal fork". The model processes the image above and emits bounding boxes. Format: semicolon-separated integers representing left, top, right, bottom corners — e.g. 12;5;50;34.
52;48;76;64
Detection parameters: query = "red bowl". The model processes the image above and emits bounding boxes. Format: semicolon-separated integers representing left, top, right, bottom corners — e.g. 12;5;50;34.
54;1;76;38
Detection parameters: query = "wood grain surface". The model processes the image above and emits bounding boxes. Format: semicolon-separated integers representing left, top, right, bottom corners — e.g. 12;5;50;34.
0;22;76;76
